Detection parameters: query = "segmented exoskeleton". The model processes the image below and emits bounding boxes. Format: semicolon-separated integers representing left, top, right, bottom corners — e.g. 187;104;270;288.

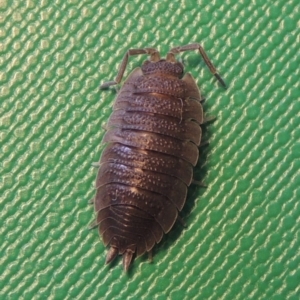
92;44;226;271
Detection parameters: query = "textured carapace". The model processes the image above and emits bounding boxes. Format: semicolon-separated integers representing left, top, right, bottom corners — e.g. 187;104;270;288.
93;44;226;271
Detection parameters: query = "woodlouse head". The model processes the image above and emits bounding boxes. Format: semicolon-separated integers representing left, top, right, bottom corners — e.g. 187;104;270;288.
141;60;184;78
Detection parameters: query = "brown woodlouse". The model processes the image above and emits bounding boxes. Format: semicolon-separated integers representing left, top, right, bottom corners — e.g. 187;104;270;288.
92;43;226;271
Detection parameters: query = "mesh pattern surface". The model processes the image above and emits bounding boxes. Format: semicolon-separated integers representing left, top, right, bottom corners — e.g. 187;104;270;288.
0;0;299;299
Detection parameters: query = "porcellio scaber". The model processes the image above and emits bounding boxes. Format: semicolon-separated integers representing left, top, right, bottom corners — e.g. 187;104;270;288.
92;44;226;271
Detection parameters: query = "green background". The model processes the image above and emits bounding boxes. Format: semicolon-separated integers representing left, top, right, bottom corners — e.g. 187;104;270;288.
0;0;299;299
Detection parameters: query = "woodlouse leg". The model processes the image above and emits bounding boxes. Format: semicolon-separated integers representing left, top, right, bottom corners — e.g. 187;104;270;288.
176;215;187;227
101;123;108;131
191;179;207;187
188;96;204;102
203;115;217;124
89;220;98;229
100;48;160;89
148;251;153;263
91;162;100;168
199;141;209;148
185;95;204;102
167;43;227;88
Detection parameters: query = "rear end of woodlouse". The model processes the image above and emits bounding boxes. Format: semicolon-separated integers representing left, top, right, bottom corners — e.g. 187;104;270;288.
92;44;226;271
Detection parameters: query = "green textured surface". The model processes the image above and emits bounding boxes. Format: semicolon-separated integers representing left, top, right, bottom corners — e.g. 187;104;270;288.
0;0;299;299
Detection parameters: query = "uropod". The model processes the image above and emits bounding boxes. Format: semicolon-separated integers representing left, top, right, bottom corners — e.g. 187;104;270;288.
91;43;226;271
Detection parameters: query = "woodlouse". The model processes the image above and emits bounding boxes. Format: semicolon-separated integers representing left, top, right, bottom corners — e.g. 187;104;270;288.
92;43;226;271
